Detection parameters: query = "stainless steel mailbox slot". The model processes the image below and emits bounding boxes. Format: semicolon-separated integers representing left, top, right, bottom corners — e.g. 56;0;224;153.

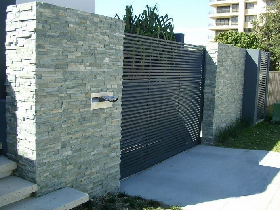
92;96;118;103
91;92;118;110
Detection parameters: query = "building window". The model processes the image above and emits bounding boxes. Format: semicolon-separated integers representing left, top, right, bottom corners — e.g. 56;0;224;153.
217;6;230;13
246;3;255;9
232;4;239;12
216;18;230;26
266;1;276;7
231;17;238;25
245;15;256;22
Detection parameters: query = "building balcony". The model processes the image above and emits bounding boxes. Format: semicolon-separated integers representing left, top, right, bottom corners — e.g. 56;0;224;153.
209;11;239;19
209;24;239;31
245;9;258;15
209;0;239;6
245;0;257;2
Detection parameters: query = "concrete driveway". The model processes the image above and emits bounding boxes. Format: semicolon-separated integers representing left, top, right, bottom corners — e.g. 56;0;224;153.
121;145;280;210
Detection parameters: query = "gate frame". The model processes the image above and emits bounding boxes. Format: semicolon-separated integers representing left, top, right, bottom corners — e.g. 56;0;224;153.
120;33;206;179
242;49;270;125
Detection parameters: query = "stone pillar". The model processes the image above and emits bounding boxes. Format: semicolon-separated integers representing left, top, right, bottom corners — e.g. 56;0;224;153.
202;43;246;144
6;2;124;197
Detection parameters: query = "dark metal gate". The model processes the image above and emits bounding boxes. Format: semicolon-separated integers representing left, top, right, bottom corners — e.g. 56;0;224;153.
243;49;270;125
120;33;205;178
257;51;270;121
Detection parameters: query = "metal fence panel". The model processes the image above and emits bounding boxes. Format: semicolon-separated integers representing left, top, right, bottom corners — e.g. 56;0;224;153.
243;49;270;125
257;52;270;121
121;33;205;178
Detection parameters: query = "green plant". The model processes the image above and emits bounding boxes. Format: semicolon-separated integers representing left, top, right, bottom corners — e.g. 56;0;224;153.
171;206;181;210
215;106;280;153
215;119;250;145
214;31;260;49
265;105;274;121
73;192;182;210
215;0;280;72
116;5;175;41
253;0;280;71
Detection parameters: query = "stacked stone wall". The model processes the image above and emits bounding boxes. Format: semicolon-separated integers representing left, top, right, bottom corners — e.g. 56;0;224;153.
202;43;246;144
6;2;124;196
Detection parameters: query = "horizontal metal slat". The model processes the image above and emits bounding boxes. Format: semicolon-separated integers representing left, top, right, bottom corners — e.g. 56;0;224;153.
122;103;201;123
121;128;190;153
121;137;195;169
121;33;204;178
122;118;192;142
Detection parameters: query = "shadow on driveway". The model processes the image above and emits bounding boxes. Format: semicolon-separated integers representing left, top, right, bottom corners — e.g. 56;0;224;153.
121;145;280;208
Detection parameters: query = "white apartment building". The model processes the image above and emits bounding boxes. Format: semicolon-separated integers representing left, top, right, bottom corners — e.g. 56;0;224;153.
209;0;276;40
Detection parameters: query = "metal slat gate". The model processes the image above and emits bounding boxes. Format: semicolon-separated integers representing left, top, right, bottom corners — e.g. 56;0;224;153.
121;33;205;178
257;51;270;121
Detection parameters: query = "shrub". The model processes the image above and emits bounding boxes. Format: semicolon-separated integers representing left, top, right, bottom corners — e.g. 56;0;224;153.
116;5;175;41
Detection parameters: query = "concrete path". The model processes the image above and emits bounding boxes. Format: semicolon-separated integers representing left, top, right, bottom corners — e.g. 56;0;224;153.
121;145;280;210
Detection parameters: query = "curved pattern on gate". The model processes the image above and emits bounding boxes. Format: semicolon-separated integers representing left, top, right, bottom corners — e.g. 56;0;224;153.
121;33;205;178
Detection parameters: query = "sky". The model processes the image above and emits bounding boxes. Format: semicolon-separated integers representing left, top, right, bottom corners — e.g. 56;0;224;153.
96;0;210;45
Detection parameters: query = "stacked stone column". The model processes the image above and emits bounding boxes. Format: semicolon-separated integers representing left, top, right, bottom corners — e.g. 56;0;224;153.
6;2;124;197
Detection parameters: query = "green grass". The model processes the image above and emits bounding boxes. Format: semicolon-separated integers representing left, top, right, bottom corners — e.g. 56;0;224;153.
73;193;181;210
214;106;280;153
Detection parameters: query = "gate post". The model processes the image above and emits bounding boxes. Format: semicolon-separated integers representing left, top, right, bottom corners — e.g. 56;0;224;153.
6;2;124;197
202;43;246;144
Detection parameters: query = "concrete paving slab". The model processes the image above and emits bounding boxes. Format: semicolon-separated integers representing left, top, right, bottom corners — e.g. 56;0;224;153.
181;198;230;210
266;185;280;210
0;187;89;210
0;156;17;179
259;151;280;168
272;172;280;185
222;183;279;210
121;145;280;209
0;176;37;207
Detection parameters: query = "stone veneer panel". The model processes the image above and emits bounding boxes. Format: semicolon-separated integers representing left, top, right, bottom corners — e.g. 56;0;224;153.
6;2;124;197
202;43;246;144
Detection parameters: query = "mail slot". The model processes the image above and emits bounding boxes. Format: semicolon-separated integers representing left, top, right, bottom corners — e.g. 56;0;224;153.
91;92;118;110
92;96;118;103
